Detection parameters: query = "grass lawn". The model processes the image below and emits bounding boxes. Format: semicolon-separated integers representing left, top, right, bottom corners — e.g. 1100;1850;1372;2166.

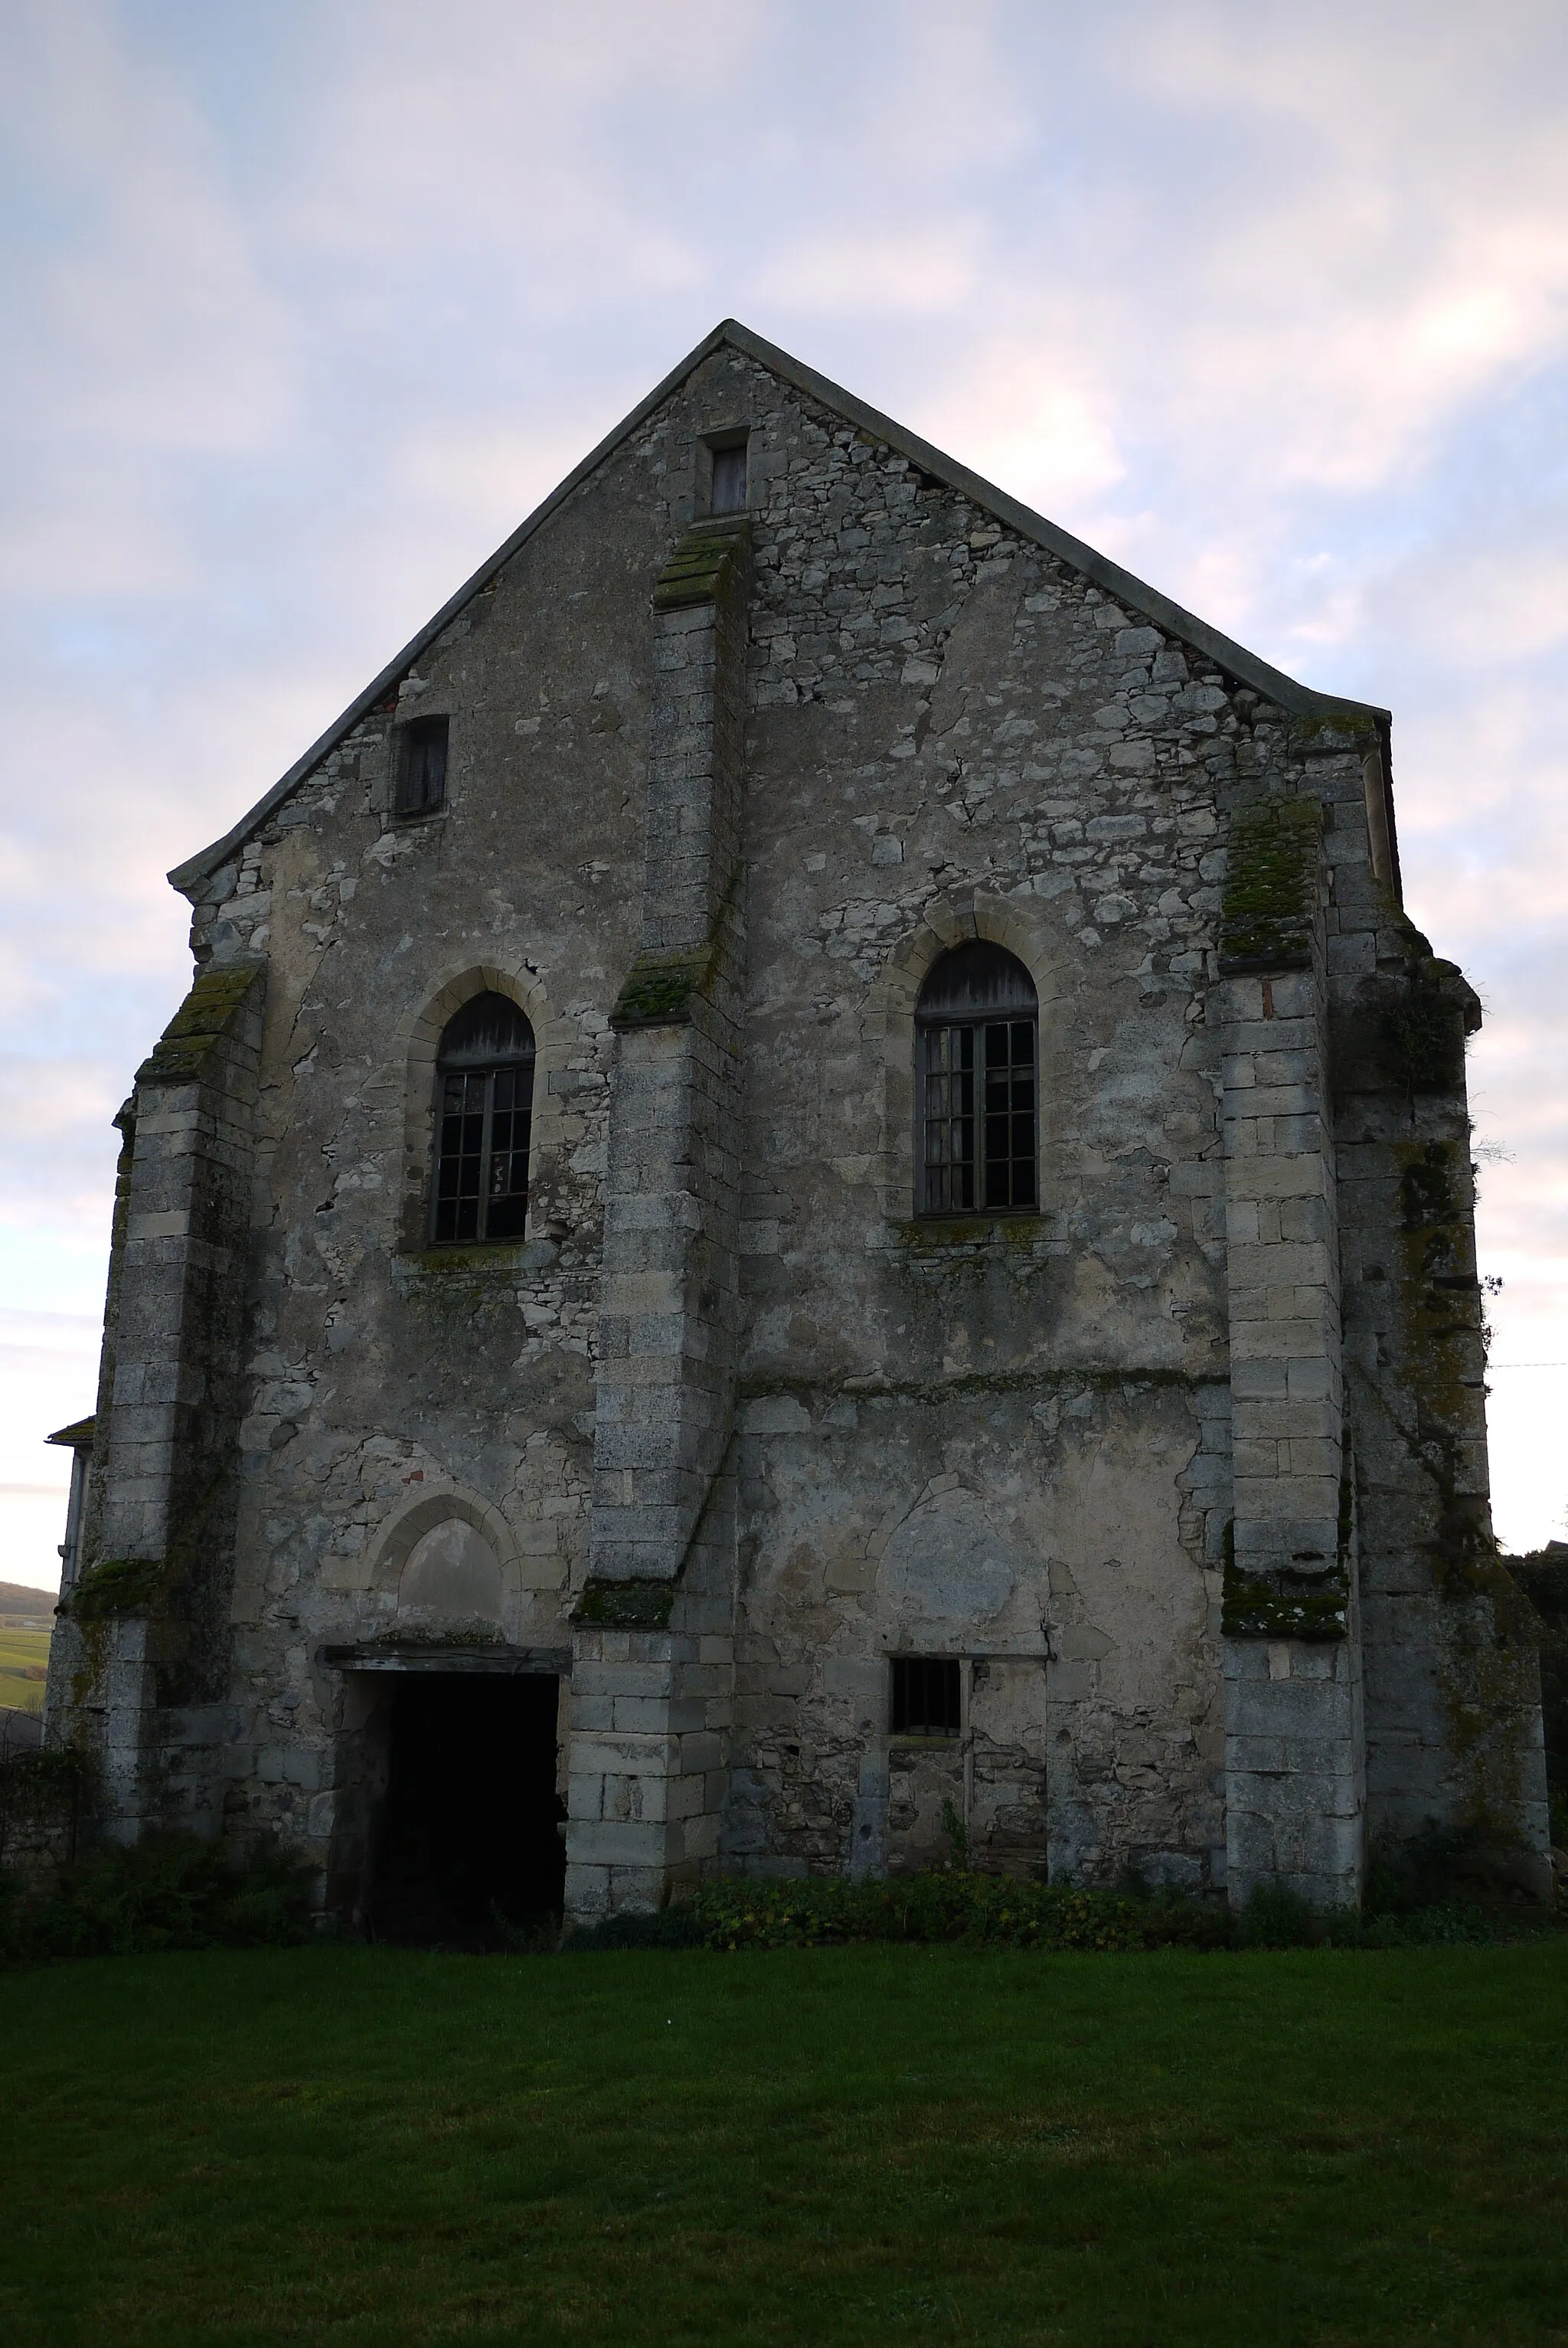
0;1623;49;1715
2;1941;1565;2346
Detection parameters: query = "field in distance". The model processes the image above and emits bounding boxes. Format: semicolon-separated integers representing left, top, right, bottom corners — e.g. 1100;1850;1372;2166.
0;1579;56;1624
0;1593;53;1712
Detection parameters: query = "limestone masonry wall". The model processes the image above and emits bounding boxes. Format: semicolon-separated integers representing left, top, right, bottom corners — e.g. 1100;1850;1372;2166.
46;326;1548;1916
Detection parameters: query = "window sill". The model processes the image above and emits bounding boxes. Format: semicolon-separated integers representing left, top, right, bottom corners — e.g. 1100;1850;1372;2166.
385;802;448;830
888;1734;960;1751
402;1240;536;1274
894;1214;1047;1247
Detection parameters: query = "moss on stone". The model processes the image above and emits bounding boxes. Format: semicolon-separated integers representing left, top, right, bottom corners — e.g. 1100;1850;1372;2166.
406;1243;529;1277
1381;963;1476;1097
359;1622;507;1650
1287;707;1381;749
610;948;714;1030
893;1216;1046;1252
740;1367;1221;1411
134;965;263;1089
573;1578;677;1629
67;1557;169;1622
1221;1564;1349;1641
650;516;752;613
1218;796;1323;973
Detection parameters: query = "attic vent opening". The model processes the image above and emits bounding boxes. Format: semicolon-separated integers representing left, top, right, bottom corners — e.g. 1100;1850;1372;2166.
395;715;449;817
710;439;748;515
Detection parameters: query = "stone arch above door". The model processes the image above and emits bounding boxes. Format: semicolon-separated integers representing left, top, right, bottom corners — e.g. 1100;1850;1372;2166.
367;1486;520;1625
399;1519;504;1621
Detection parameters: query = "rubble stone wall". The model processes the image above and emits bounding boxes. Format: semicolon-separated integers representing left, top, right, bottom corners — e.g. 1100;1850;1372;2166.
44;333;1547;1912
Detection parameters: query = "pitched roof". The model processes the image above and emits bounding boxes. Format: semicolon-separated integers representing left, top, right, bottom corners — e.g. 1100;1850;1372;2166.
44;1417;95;1449
170;319;1387;894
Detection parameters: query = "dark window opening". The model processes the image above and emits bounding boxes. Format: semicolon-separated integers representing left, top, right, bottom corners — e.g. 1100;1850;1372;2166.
916;941;1038;1214
710;440;748;515
395;714;449;816
890;1656;962;1738
367;1673;566;1946
431;990;534;1244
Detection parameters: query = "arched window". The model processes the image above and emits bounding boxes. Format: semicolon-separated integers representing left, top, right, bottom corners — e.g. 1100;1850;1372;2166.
430;992;535;1244
916;943;1037;1214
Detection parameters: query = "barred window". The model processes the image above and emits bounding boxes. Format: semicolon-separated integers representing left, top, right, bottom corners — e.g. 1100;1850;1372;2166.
890;1656;962;1738
916;943;1037;1214
430;992;534;1244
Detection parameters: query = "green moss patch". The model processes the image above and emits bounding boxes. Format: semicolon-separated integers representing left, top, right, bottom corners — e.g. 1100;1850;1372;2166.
1288;707;1381;750
573;1578;677;1629
1221;1565;1350;1641
1218;795;1323;973
650;515;751;612
65;1558;169;1623
134;964;263;1089
609;947;714;1030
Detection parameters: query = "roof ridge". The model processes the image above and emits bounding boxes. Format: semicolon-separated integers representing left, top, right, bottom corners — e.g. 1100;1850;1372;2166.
169;318;1386;894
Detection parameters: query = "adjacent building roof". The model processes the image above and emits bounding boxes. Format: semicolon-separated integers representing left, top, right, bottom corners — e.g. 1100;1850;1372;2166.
170;318;1387;897
44;1418;95;1450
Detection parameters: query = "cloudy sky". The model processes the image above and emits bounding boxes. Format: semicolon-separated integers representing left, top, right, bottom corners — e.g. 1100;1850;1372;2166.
4;0;1566;1588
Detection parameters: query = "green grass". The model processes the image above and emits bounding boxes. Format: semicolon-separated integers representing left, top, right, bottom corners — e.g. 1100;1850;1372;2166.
2;1944;1566;2346
0;1622;50;1713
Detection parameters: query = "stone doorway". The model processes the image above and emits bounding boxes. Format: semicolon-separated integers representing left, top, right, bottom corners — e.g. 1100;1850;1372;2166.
366;1671;567;1945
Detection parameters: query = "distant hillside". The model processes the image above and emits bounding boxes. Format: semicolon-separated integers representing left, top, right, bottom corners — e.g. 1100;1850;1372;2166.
0;1581;57;1621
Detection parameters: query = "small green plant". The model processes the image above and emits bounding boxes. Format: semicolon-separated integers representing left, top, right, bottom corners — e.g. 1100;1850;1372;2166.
557;1869;1547;1960
671;1872;1214;1954
564;1908;710;1953
1237;1882;1316;1950
939;1796;970;1870
2;1830;315;1964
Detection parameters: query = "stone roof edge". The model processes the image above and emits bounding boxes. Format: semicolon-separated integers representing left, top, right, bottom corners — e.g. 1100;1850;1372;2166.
169;316;1388;895
168;320;744;893
730;319;1388;725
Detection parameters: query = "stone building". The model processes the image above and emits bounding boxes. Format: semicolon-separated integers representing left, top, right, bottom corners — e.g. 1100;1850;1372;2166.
44;320;1550;1927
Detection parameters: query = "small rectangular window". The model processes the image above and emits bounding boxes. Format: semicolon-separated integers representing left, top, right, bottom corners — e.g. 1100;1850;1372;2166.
710;440;748;515
395;714;449;816
890;1656;962;1737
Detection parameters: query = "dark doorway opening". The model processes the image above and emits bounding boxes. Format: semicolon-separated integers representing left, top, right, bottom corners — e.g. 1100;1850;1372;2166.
368;1673;566;1947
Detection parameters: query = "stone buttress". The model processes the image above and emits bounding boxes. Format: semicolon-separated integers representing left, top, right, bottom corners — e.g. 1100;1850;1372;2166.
1217;796;1364;1908
44;966;266;1837
564;515;752;1918
1328;731;1552;1896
